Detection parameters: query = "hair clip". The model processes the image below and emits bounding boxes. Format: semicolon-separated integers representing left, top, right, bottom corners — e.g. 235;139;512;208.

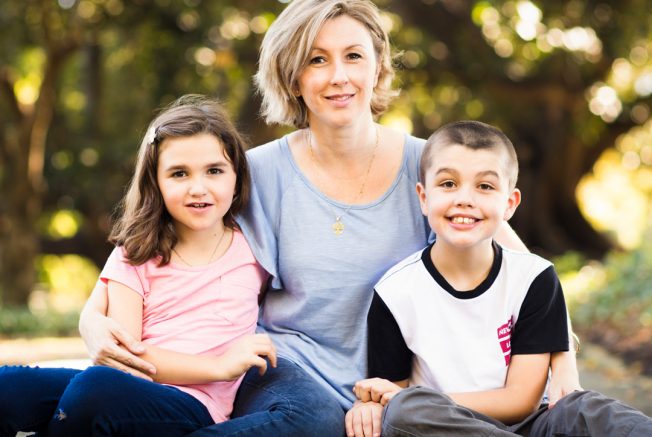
144;126;158;145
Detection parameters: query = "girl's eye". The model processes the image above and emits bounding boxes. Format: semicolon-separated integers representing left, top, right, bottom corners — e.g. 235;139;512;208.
171;170;186;178
440;181;456;188
207;168;223;175
347;52;362;60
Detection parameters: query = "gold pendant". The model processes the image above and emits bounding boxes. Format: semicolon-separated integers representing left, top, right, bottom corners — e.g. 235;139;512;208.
332;218;344;235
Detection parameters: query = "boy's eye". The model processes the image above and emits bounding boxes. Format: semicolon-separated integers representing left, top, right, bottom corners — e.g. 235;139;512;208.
439;181;456;188
478;183;494;191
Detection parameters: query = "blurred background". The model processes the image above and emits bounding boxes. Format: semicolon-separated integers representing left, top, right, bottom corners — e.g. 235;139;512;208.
1;0;651;409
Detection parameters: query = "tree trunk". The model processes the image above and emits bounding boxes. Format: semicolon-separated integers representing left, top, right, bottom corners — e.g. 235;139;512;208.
0;42;78;305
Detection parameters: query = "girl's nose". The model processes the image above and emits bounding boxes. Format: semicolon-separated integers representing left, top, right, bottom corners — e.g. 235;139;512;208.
188;177;208;196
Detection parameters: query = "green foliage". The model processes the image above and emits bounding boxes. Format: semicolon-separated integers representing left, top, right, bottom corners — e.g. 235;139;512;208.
571;235;652;338
0;306;79;338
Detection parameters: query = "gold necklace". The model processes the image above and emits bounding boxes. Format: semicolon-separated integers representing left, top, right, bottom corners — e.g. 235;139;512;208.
172;228;228;267
307;127;379;235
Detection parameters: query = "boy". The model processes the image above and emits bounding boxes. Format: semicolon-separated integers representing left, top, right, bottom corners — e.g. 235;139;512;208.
353;121;652;436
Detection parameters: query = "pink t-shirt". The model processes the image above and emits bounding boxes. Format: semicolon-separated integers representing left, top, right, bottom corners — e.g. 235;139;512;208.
99;230;267;423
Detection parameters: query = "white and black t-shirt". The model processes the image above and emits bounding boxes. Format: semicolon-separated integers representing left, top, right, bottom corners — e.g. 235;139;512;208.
368;242;569;393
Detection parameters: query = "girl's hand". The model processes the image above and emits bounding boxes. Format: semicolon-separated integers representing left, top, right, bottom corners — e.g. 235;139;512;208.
345;400;384;437
353;378;404;406
79;311;156;380
217;334;277;380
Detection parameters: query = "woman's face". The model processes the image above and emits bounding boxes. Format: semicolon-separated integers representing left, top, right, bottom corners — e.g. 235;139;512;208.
297;15;379;129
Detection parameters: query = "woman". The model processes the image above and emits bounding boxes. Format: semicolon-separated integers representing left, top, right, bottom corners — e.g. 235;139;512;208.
79;1;581;436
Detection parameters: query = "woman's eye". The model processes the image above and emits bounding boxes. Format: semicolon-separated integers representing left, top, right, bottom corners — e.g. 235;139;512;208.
309;56;326;64
347;52;362;60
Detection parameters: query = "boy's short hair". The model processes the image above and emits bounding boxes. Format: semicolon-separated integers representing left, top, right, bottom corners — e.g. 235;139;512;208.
254;0;398;129
420;120;519;189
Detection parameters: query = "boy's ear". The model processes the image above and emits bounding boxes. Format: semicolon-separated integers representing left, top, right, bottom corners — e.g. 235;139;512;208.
416;182;428;216
503;188;521;221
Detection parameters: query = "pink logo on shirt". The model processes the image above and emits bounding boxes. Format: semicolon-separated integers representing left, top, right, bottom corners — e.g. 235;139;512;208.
497;318;512;366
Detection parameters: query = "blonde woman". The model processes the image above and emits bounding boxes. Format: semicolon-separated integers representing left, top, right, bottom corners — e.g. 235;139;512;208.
79;1;581;436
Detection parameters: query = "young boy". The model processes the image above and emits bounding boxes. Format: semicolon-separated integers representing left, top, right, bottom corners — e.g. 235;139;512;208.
353;121;652;436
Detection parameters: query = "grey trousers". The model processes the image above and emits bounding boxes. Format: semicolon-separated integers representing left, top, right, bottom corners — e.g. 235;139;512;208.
382;386;652;437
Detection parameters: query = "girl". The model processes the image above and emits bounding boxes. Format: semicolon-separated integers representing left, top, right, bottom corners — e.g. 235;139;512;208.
0;95;276;436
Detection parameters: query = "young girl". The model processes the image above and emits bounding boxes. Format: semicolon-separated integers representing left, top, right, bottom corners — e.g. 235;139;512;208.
0;95;276;436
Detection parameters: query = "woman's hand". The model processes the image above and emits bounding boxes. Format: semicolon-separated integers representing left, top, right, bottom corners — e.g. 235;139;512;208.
79;309;156;380
216;334;277;381
345;399;384;437
548;351;582;408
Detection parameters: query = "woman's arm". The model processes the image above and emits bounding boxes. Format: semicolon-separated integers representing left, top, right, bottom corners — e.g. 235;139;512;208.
495;221;528;252
79;280;156;378
548;321;582;408
448;353;550;424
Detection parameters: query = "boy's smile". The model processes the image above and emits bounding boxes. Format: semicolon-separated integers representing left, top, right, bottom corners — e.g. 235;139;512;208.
417;144;520;253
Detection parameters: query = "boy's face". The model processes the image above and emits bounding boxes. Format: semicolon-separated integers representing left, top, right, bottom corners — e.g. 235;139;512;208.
417;144;521;250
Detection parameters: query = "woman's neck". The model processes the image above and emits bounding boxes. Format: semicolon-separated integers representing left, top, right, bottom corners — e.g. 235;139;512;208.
430;240;495;292
308;117;377;164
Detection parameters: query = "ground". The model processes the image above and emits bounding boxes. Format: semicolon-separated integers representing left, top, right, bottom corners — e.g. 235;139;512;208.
1;337;651;416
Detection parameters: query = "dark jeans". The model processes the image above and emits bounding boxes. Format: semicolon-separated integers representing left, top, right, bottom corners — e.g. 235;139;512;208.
187;356;346;436
0;365;213;437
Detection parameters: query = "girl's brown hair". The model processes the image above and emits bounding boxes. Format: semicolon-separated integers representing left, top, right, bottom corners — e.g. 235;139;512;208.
109;94;250;266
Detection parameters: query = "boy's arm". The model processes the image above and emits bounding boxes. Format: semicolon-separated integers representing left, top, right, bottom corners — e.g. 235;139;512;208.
107;280;276;385
346;291;413;437
448;353;550;423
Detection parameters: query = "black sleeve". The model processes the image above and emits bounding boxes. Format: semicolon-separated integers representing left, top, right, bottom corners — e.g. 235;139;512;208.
367;290;413;380
511;265;570;355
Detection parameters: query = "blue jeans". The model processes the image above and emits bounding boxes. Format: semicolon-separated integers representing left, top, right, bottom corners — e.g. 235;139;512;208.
187;357;346;436
0;365;213;436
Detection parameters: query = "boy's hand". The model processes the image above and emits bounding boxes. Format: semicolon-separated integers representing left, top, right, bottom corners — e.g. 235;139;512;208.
345;400;383;437
217;334;277;380
353;378;403;406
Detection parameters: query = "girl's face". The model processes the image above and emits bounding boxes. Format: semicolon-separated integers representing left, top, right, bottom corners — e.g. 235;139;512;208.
157;133;237;239
296;14;380;129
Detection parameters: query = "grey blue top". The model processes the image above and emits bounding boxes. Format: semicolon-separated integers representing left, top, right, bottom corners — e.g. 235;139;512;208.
236;133;431;408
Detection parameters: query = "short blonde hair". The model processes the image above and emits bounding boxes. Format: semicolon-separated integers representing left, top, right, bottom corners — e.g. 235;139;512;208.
255;0;398;129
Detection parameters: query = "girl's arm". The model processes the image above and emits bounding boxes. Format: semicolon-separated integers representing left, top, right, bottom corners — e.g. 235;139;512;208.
106;280;277;385
140;335;277;384
448;353;550;424
79;280;155;378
